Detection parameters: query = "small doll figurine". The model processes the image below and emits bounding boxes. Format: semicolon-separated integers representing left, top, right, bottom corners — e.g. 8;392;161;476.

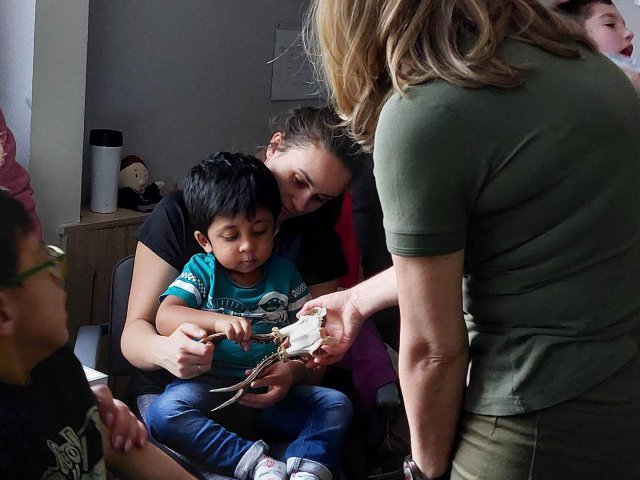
117;155;165;212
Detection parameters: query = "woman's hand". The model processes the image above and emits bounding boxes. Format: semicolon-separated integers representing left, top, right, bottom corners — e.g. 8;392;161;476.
237;361;305;409
159;323;215;379
299;288;365;366
301;267;399;366
92;384;147;452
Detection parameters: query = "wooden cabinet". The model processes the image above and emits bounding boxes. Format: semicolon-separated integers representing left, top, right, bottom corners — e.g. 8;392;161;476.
60;207;148;342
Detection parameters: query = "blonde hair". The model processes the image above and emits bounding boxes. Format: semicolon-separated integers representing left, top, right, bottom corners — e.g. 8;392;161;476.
305;0;593;150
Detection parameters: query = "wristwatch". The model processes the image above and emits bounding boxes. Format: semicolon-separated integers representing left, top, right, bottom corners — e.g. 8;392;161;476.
403;456;449;480
403;456;425;480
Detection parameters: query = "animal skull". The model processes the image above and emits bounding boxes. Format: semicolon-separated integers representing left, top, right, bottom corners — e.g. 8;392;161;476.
275;307;336;358
207;306;336;411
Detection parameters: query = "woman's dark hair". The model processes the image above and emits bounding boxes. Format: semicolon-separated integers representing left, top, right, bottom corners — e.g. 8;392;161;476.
557;0;613;20
265;106;364;178
0;190;32;287
183;152;282;236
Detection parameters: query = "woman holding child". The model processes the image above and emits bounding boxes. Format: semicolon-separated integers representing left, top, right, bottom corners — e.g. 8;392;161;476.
120;107;386;479
302;0;640;479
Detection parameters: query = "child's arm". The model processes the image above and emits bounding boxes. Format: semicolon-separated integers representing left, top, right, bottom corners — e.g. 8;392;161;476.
157;295;252;349
101;424;197;480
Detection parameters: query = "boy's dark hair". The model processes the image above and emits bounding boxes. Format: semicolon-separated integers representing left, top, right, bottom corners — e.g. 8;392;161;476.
265;106;364;179
184;152;282;236
0;190;32;287
557;0;613;20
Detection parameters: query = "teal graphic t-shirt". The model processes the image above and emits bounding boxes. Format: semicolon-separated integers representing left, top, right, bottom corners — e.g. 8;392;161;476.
162;253;310;377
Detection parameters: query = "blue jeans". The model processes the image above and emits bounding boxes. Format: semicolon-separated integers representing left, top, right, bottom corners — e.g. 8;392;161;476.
146;376;353;478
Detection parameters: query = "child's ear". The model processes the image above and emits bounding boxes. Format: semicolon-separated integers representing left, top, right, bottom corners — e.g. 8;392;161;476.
194;230;213;253
265;132;283;162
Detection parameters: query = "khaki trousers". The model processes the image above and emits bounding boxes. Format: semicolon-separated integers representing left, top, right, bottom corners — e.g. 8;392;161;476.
452;350;640;480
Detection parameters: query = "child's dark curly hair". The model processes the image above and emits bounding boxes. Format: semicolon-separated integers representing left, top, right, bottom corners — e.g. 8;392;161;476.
184;152;282;237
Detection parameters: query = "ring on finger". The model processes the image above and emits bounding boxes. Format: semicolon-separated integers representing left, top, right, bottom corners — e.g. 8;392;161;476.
197;364;202;374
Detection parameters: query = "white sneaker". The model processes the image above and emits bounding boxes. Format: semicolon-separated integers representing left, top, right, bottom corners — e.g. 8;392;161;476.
252;454;286;480
289;471;320;480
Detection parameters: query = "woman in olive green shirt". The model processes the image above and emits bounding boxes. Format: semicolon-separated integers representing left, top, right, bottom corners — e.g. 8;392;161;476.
303;1;640;478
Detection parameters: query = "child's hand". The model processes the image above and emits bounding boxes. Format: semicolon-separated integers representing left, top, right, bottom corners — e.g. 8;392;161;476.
215;316;252;350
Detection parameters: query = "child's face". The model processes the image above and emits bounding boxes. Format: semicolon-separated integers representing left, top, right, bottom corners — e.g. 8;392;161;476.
198;207;275;286
585;3;634;57
4;233;69;354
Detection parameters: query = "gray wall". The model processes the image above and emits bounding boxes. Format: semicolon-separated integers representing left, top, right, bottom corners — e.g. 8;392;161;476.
84;0;317;197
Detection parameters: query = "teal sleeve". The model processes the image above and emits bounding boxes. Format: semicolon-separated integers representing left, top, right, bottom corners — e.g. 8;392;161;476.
373;91;486;257
160;254;211;308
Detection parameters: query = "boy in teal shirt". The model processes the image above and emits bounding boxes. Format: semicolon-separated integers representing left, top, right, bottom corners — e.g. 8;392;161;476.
147;152;353;480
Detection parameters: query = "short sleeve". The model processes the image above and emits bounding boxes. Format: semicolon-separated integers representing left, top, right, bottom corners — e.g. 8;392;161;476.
373;90;485;257
161;254;212;308
136;191;201;271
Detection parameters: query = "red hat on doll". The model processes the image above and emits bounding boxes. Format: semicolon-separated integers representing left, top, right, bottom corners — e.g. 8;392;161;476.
120;154;146;171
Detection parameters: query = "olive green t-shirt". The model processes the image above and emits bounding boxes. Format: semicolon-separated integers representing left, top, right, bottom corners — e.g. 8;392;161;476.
374;40;640;415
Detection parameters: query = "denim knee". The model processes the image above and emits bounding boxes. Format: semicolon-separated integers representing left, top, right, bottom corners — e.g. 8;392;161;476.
146;392;188;442
320;387;354;426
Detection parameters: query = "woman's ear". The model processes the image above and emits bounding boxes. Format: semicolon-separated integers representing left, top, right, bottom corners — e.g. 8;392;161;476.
265;132;283;162
194;230;213;253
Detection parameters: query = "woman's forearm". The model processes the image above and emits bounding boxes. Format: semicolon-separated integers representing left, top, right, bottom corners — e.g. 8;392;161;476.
121;317;169;371
348;266;398;318
393;251;468;478
400;340;468;477
120;242;179;370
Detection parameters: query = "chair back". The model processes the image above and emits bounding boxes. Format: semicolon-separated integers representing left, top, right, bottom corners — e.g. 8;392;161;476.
108;255;136;376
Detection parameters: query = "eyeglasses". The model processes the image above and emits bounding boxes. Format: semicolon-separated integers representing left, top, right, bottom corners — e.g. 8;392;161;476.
0;245;66;290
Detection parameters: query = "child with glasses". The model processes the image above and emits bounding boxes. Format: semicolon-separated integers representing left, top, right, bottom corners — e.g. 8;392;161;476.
146;152;353;480
0;189;196;479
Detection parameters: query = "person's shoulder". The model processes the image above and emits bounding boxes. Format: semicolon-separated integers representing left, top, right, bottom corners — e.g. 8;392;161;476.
140;190;187;233
185;252;213;269
377;81;474;150
154;190;186;214
385;79;461;110
380;78;472;132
